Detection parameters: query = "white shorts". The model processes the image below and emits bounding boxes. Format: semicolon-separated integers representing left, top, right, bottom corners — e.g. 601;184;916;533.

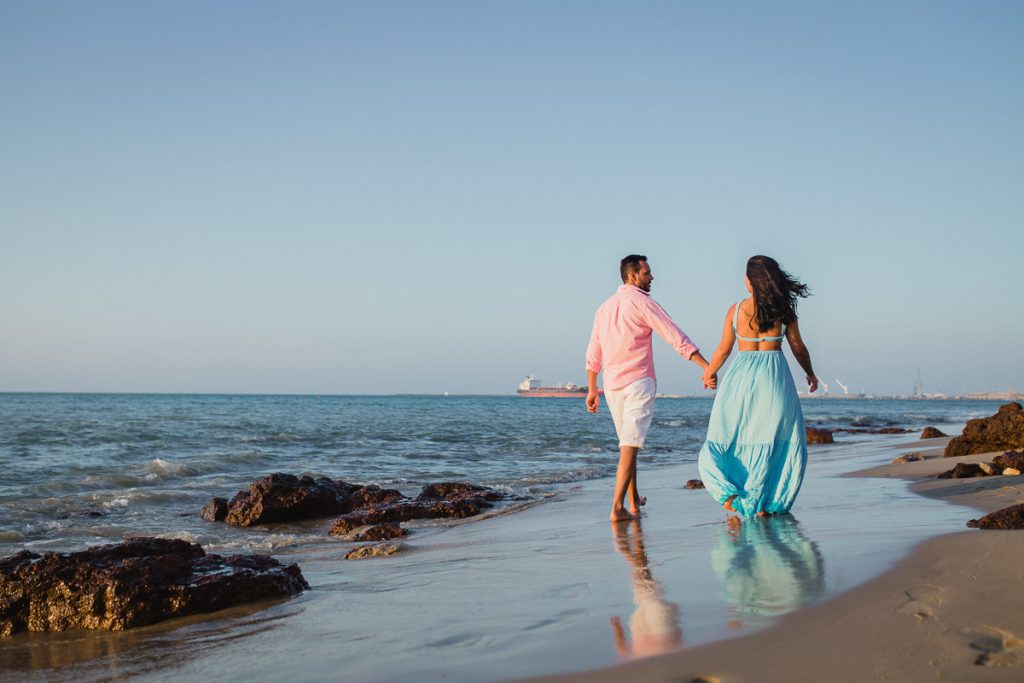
605;377;656;448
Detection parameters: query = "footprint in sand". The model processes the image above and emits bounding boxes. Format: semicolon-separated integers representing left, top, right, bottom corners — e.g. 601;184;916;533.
970;626;1024;667
896;585;943;623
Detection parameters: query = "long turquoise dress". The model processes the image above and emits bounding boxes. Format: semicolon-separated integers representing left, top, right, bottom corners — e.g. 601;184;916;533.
697;303;807;517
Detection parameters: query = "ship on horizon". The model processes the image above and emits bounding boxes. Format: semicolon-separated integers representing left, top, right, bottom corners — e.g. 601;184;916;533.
517;375;603;398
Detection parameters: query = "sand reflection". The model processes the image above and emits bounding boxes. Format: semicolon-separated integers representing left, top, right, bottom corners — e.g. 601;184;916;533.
712;515;825;631
609;519;683;659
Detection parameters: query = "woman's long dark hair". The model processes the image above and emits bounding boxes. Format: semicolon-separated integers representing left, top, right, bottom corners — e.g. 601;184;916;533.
746;255;810;332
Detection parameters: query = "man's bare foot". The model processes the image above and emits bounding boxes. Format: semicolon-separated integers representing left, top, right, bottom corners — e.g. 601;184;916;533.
629;495;647;515
610;506;638;522
723;495;737;512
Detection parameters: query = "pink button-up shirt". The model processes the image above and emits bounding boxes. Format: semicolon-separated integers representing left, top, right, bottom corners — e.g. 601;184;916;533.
585;285;699;391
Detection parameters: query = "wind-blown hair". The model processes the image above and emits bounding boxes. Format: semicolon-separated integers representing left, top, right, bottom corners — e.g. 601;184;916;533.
746;255;810;332
620;254;648;283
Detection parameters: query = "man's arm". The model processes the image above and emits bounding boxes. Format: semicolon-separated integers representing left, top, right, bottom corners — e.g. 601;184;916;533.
586;369;600;413
643;299;702;366
585;315;602;412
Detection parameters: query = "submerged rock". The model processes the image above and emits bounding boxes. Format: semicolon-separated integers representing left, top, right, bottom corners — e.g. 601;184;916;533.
0;537;308;637
350;524;408;542
967;503;1024;530
328;482;503;536
920;426;947;439
201;497;229;522
684;479;705;490
345;543;404;560
204;473;404;527
945;403;1024;457
806;427;834;444
891;452;924;464
936;463;988;479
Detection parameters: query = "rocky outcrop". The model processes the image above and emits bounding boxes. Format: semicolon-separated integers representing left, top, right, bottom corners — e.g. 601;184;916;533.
806;427;834;444
203;473;405;527
967;503;1024;530
0;538;308;637
891;452;924;464
684;479;705;490
945;403;1024;457
920;426;947;439
328;482;503;536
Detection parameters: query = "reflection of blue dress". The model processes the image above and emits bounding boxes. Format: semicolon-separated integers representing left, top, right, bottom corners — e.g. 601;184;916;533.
698;303;807;517
710;516;824;624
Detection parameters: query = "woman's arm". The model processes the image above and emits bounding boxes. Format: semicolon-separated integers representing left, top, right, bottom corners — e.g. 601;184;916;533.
785;319;819;392
703;305;737;386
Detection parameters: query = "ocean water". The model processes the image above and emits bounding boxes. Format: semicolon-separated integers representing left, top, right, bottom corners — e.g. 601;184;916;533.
0;393;995;558
0;393;1003;682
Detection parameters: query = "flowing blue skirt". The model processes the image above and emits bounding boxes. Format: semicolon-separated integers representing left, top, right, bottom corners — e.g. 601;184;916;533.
698;351;807;517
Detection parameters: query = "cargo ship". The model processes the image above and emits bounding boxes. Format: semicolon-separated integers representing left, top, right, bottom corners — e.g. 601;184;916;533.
517;375;603;398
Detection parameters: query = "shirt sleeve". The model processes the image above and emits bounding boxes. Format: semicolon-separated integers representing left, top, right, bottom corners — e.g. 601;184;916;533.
644;298;699;360
585;313;602;375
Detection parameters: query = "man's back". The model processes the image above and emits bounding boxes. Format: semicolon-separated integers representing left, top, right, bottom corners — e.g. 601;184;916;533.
586;284;698;392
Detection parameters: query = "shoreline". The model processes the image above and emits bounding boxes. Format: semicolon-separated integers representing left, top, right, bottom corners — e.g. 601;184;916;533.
529;438;1024;682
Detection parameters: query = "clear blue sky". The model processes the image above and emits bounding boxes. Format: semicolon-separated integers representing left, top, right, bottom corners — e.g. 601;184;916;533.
2;1;1022;396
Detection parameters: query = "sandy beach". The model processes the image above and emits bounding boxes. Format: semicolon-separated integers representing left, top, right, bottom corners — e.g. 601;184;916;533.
531;438;1024;683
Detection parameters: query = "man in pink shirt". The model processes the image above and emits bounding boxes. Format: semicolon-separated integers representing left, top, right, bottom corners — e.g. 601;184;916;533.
586;254;713;522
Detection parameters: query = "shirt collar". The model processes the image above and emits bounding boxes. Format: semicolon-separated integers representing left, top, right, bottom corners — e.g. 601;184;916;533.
618;284;650;297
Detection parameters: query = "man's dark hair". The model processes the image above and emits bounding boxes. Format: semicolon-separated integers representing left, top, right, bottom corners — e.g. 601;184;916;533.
620;254;648;283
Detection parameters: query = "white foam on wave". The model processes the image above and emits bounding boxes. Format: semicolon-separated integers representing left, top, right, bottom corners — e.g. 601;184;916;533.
104;498;130;508
146;458;192;479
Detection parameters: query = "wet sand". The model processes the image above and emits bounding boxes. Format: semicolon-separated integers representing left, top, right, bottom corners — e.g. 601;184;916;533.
532;438;1024;682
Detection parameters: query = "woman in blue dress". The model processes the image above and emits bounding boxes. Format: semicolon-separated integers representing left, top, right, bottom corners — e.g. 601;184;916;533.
698;256;819;518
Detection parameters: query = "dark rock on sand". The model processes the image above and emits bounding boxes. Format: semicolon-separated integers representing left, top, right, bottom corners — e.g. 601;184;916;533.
936;463;988;479
329;482;503;536
205;473;404;527
0;537;308;637
350;523;409;542
806;427;834;444
967;503;1024;530
684;479;705;490
992;450;1024;473
921;426;947;439
945;403;1024;457
892;452;925;464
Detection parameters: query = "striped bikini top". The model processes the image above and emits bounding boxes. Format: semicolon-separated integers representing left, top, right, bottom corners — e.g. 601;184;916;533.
733;300;786;343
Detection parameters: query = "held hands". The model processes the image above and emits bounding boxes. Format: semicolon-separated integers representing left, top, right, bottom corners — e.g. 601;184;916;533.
806;375;819;393
586;389;600;413
702;368;718;390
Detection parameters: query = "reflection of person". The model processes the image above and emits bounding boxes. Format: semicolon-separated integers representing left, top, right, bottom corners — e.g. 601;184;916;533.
586;254;712;522
698;255;819;518
710;515;826;631
609;519;683;658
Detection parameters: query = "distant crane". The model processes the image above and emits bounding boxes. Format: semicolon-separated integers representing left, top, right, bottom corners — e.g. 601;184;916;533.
913;369;925;398
835;379;850;395
820;381;829;394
